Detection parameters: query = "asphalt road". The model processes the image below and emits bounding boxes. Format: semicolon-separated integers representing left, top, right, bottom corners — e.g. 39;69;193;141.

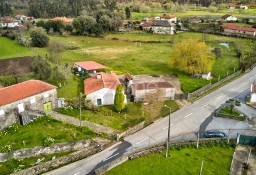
46;67;256;175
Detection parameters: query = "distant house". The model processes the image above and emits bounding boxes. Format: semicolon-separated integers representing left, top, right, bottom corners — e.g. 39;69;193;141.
51;17;73;23
222;23;256;37
131;82;175;102
1;19;19;28
151;20;175;34
221;14;238;22
160;14;177;23
140;22;152;31
188;16;201;23
84;72;126;106
15;15;34;22
240;4;249;9
73;61;107;76
0;80;57;130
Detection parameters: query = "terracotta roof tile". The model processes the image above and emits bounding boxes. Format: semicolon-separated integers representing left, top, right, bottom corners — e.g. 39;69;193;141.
0;80;57;106
131;82;173;90
124;73;133;81
52;17;73;23
223;23;256;32
84;72;120;94
74;61;107;71
161;14;176;19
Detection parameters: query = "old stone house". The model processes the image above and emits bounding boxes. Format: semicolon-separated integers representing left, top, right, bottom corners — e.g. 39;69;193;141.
222;23;256;37
0;80;57;130
131;82;176;102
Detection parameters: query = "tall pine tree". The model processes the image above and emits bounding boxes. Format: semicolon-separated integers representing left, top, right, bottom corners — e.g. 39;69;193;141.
114;84;125;112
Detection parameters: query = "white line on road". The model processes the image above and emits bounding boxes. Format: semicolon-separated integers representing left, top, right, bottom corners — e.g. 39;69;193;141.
163;123;174;130
184;113;192;118
202;104;208;108
216;96;222;99
136;137;149;144
103;153;120;162
74;172;80;175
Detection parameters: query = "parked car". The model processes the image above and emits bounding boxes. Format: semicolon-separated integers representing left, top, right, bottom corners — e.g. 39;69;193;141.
203;131;226;138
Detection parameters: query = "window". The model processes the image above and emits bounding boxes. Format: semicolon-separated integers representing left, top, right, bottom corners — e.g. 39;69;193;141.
0;109;4;116
18;103;24;113
30;97;36;104
97;99;102;106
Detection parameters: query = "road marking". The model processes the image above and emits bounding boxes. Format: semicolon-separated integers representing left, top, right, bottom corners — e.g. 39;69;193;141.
163;123;174;130
184;113;192;118
136;137;149;144
217;96;222;99
202;104;208;108
103;153;120;162
74;173;80;175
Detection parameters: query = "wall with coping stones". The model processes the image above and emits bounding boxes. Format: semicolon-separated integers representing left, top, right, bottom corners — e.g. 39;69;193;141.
117;121;145;140
0;139;91;162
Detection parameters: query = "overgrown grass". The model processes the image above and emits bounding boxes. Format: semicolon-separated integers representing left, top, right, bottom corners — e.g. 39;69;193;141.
0;116;96;151
0;37;34;59
57;100;179;130
106;142;235;175
0;151;73;175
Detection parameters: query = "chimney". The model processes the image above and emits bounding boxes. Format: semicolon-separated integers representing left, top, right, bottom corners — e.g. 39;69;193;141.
96;74;102;79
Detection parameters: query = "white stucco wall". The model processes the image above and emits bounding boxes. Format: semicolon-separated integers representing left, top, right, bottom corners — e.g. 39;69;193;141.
151;26;174;34
87;88;127;106
226;16;237;21
1;22;19;28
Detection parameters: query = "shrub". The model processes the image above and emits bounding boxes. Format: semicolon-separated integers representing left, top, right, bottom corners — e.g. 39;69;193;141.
43;137;55;146
0;145;12;153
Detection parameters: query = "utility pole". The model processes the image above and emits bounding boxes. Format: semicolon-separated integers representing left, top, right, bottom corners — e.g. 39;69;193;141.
79;92;82;127
164;105;171;158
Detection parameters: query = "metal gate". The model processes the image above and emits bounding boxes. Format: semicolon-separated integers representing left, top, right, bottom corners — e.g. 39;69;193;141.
238;134;256;146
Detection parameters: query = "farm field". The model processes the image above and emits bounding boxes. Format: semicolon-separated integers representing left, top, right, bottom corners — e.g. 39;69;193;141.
132;9;256;20
0;37;34;59
106;143;235;175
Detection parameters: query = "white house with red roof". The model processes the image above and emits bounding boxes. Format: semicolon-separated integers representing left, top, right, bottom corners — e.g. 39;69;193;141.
74;61;107;76
1;19;19;28
84;72;126;106
160;14;177;23
0;80;57;130
222;23;256;37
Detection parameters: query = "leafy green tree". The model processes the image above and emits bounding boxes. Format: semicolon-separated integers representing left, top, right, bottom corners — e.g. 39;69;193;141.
36;20;45;28
0;3;13;17
30;27;49;47
91;23;104;36
114;84;125;112
212;47;223;58
170;39;214;75
125;7;131;19
32;56;52;80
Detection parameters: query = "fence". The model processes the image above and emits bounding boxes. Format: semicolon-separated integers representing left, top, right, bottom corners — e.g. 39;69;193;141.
187;70;242;99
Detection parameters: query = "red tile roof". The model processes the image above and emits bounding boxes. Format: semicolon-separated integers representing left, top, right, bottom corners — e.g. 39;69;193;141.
131;82;173;90
223;23;256;32
74;61;107;71
0;80;57;106
161;14;176;19
124;73;133;81
141;22;152;27
84;72;120;94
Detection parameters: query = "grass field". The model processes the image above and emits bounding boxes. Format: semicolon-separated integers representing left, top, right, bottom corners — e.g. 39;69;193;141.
132;9;256;20
0;37;34;59
57;100;179;130
0;116;96;151
106;143;235;175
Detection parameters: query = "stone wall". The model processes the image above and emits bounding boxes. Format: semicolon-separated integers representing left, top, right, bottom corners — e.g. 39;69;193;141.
0;139;91;162
0;89;58;131
117;121;145;140
12;139;112;175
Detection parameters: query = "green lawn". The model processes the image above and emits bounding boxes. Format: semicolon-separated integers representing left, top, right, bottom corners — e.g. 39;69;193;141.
57;100;179;131
0;37;34;59
106;143;235;175
0;116;96;151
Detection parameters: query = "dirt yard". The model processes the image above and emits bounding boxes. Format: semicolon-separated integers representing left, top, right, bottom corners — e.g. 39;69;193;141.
0;56;34;75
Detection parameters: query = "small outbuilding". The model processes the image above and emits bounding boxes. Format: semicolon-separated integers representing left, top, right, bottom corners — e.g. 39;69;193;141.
74;61;107;76
0;80;57;130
